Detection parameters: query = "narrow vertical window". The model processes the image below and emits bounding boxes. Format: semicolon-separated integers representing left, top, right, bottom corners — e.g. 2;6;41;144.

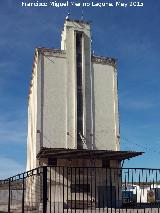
76;32;83;149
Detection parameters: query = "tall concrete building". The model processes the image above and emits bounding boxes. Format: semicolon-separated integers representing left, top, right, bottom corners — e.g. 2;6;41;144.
27;19;141;171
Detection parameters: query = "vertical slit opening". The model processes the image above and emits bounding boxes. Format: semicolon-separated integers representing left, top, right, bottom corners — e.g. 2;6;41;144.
76;32;83;149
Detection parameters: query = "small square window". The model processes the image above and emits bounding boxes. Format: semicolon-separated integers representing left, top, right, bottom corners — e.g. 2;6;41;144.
102;160;110;168
70;184;90;193
48;158;57;166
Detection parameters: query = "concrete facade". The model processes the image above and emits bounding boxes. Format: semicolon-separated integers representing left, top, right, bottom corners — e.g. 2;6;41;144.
26;20;120;171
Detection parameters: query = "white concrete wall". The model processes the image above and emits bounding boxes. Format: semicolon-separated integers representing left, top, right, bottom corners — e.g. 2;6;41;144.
27;49;39;171
92;62;119;151
42;51;67;148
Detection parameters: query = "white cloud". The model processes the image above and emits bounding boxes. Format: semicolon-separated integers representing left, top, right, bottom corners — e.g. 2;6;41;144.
0;157;25;179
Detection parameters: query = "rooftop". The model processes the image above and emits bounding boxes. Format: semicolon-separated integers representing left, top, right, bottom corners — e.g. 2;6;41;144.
65;19;91;25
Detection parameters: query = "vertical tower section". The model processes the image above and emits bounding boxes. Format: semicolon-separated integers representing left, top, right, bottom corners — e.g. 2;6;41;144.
61;20;92;149
76;32;83;149
61;20;120;151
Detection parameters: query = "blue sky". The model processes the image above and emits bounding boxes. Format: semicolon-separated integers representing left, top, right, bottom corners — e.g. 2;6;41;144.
0;0;160;179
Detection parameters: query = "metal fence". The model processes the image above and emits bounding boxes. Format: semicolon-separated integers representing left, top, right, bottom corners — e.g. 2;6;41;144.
0;167;44;213
1;167;160;212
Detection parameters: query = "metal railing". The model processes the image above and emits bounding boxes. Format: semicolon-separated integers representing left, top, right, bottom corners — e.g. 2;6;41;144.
0;167;44;213
1;167;160;212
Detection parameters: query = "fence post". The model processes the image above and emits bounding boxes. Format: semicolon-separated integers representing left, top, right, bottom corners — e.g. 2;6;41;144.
8;178;11;213
43;166;48;213
22;173;25;213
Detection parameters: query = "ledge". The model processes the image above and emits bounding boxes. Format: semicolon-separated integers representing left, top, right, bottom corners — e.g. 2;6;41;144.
92;55;117;67
37;147;143;160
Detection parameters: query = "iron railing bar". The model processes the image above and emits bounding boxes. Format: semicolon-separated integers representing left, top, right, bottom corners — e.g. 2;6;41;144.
58;166;60;213
50;167;51;213
94;167;96;213
114;169;116;213
54;167;56;213
78;167;80;213
98;168;100;213
106;168;108;213
91;168;93;213
83;167;84;213
110;168;113;213
75;167;76;213
63;167;65;213
117;168;120;213
71;167;72;213
67;167;68;213
87;167;88;212
8;178;11;213
43;166;47;213
22;173;25;213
